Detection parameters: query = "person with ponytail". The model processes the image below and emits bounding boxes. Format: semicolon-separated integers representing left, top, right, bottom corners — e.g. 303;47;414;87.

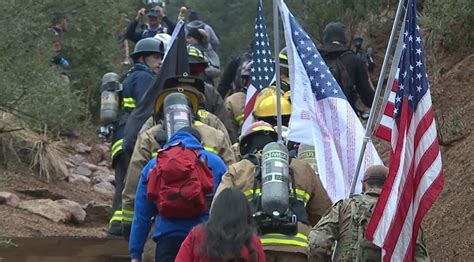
176;187;265;262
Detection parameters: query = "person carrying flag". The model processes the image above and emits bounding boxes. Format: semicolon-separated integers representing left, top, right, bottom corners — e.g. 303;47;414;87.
308;165;430;261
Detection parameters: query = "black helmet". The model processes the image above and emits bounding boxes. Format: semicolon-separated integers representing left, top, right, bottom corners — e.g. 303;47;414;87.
130;38;164;61
323;22;347;45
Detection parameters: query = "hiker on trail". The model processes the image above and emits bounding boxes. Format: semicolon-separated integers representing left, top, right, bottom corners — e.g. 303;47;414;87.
108;37;165;237
48;13;71;82
186;10;220;51
185;21;220;84
187;45;237;143
128;126;227;262
125;6;175;43
308;165;430;261
319;22;375;118
176;187;266;261
217;46;252;99
214;122;332;262
122;75;235;261
223;60;251;137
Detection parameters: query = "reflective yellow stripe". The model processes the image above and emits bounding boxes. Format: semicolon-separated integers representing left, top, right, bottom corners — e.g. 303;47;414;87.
244;188;310;206
109;210;123;224
197;110;209;120
111;139;123;158
279;52;288;60
122;97;136;108
259;233;308;248
193;120;203;126
151;151;158;157
295;188;310;205
244;189;261;198
122;209;134;222
235;113;244;125
203;146;218;155
188;48;205;59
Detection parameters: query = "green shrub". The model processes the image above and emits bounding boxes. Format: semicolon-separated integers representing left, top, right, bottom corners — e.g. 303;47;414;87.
419;0;473;52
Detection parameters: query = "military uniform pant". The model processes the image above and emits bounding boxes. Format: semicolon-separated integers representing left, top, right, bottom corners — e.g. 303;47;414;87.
108;152;130;235
265;250;308;262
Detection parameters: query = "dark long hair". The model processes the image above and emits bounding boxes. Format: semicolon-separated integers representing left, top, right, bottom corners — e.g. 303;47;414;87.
202;187;258;262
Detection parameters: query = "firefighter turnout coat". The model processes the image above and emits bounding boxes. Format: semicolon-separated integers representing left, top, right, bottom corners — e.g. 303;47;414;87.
121;120;236;224
214;158;332;256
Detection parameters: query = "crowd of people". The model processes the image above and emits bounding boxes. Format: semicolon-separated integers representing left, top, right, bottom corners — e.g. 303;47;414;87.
92;4;431;262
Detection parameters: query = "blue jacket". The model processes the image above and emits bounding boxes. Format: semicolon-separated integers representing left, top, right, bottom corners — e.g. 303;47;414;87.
129;130;228;260
111;63;155;163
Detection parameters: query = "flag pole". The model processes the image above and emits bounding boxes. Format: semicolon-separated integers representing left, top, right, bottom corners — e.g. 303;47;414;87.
273;0;283;143
349;0;405;196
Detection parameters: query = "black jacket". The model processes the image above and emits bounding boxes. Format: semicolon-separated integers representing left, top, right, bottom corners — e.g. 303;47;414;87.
217;52;250;98
319;43;375;108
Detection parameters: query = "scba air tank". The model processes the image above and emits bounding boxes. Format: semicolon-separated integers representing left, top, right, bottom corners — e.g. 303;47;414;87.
99;72;121;124
297;144;319;174
261;142;290;216
163;93;192;139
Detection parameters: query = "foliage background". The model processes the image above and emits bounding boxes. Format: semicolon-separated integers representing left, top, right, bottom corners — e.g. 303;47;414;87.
0;0;472;133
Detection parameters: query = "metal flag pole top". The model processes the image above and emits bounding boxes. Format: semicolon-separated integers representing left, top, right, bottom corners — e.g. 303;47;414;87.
273;0;283;143
349;0;406;196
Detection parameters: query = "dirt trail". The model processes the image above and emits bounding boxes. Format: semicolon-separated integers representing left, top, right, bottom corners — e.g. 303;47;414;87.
423;54;474;261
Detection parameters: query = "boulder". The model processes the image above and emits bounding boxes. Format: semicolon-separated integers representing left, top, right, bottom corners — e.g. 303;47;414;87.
55;199;87;224
15;188;66;200
83;201;112;225
75;165;93;177
67;174;91;187
93;182;115;196
89;144;110;164
0;191;20;208
97;160;111;168
91;173;115;185
92;166;115;185
19;199;70;223
71;154;86;166
74;142;92;153
81;162;99;172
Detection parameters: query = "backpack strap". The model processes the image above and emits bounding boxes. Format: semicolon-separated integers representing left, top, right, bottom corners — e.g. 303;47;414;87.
288;157;297;198
243;154;261;201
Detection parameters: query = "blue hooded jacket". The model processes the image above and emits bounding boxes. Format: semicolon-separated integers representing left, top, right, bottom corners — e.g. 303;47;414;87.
129;130;228;260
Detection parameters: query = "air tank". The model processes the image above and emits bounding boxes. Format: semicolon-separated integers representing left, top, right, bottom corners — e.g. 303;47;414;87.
297;144;319;174
163;93;192;139
99;72;121;125
261;142;290;216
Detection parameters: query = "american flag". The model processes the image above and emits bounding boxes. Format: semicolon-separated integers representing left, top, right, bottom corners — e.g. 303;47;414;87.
374;11;407;141
242;0;275;133
279;1;382;202
366;1;444;261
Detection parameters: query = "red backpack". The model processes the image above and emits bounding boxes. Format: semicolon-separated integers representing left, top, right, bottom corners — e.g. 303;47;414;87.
146;143;214;218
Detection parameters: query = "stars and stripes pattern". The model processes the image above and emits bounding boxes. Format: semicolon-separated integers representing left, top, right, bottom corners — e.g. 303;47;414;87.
242;0;275;133
279;0;382;202
366;1;444;261
375;11;407;142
